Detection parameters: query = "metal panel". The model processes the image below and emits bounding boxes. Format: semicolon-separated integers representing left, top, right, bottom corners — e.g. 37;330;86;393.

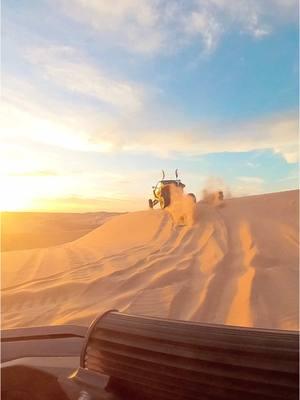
81;311;299;400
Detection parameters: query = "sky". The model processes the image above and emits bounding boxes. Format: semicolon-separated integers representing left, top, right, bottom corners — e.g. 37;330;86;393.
1;0;299;212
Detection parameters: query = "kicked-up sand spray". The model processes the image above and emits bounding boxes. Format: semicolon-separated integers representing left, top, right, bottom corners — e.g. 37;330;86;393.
166;185;197;226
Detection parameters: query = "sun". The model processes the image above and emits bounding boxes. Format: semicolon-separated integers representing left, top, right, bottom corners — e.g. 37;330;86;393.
0;179;35;211
1;174;74;212
1;175;57;212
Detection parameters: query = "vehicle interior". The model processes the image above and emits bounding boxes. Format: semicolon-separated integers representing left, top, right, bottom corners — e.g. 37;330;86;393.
2;310;299;400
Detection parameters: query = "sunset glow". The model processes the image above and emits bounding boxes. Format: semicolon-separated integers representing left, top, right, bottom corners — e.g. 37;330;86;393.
2;1;298;212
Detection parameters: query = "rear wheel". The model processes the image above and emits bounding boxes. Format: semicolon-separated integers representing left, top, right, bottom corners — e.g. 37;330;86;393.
160;188;171;209
148;199;154;209
187;193;196;203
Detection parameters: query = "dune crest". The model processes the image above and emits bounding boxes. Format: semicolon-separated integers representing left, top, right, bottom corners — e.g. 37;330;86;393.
2;190;299;331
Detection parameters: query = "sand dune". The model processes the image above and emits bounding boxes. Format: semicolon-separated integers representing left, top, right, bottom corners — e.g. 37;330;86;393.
1;211;119;251
2;190;298;331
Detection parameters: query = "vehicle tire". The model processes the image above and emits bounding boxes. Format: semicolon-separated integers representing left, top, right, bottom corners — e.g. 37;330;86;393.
187;193;196;203
160;187;171;208
159;197;165;209
148;199;154;209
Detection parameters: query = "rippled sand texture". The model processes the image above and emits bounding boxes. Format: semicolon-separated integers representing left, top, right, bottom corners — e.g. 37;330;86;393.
2;190;298;330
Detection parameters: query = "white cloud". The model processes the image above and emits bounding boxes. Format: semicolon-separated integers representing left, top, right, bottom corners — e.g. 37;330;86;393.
56;0;298;55
61;0;158;30
2;75;298;164
57;0;165;54
278;171;298;182
1;76;120;154
183;10;222;53
234;174;265;197
233;183;265;197
237;176;264;184
246;161;260;168
26;46;145;113
1;100;114;153
118;112;299;163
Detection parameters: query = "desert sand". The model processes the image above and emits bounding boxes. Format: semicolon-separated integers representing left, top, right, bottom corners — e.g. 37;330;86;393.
1;211;119;251
1;190;299;331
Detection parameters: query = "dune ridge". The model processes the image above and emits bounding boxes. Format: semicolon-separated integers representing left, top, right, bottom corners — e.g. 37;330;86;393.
2;190;298;331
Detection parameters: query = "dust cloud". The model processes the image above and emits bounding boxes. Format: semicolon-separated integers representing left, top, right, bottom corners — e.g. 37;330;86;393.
165;177;230;226
166;185;197;227
201;177;231;206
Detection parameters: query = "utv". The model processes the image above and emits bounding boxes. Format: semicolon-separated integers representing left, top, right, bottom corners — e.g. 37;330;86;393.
148;170;196;209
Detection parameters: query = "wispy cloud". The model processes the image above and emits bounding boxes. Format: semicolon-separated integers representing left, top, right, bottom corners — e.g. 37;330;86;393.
1;100;113;153
56;0;298;55
8;170;59;177
234;175;265;196
2;75;298;164
1;75;123;153
237;176;264;184
246;161;260;168
26;46;145;113
57;0;165;54
183;9;222;53
118;112;299;163
278;170;298;182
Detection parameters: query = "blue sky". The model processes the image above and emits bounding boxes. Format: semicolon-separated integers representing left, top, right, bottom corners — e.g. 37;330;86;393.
1;0;299;211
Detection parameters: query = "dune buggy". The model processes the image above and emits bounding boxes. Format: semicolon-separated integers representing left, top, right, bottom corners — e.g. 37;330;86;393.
148;170;196;209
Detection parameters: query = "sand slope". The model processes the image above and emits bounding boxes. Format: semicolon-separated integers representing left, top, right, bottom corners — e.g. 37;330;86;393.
1;211;119;251
2;190;298;330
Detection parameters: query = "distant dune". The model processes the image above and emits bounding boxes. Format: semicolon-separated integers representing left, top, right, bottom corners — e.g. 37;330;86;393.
1;211;120;251
1;190;298;331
